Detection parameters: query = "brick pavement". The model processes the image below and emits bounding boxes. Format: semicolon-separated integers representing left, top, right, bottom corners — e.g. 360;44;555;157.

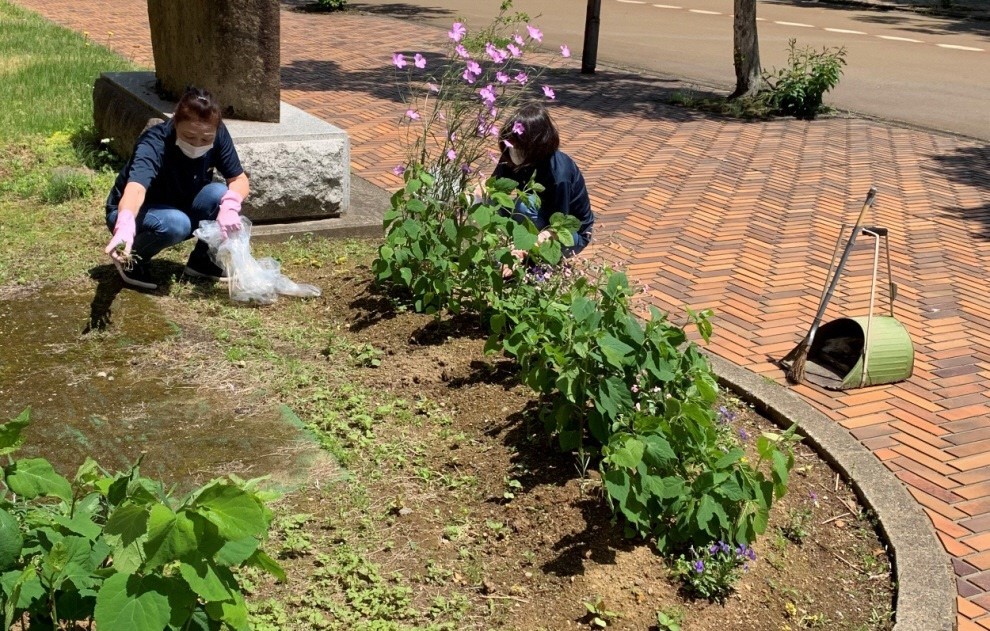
13;0;990;627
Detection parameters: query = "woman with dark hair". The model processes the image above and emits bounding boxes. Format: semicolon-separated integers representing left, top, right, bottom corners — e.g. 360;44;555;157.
492;103;594;257
104;87;250;289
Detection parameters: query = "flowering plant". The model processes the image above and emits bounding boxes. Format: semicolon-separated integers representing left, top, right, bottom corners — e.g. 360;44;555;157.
673;541;758;601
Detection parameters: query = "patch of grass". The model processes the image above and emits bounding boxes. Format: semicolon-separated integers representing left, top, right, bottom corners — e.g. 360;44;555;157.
668;89;776;120
0;0;139;137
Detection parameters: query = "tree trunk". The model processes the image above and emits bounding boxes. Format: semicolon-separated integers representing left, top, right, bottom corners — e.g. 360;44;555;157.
729;0;762;99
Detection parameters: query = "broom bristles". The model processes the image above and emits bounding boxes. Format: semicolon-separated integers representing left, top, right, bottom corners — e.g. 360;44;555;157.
786;343;810;383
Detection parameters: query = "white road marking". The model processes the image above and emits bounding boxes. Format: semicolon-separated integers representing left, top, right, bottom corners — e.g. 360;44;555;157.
689;9;721;14
775;21;815;27
825;28;867;34
878;35;923;42
652;3;682;7
617;0;645;3
937;44;984;51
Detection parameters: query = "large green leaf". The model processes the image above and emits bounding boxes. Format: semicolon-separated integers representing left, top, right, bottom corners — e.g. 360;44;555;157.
179;559;235;603
94;572;172;631
0;509;23;570
641;434;677;468
42;535;97;590
608;438;645;470
214;536;258;567
4;458;72;501
143;505;198;570
512;222;537;251
205;590;249;631
105;503;151;547
192;482;268;541
246;549;286;583
599;334;635;369
0;409;29;456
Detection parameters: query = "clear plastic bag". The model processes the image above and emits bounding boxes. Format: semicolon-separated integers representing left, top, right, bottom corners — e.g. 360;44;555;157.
192;218;321;305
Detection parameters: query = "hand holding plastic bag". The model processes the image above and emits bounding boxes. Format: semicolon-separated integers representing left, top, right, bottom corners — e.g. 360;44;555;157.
193;217;321;304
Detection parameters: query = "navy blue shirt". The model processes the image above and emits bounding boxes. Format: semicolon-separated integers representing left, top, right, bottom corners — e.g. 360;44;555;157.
106;119;243;213
492;149;594;244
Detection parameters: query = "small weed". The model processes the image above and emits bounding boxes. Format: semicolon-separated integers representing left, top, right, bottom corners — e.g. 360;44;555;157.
503;476;523;500
350;342;383;367
655;606;685;631
779;506;814;543
583;597;620;628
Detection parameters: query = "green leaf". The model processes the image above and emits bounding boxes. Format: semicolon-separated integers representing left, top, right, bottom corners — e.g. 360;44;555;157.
214;536;259;567
603;469;631;508
53;511;103;540
179;558;235;603
42;535;97;590
512;222;537;251
0;509;24;571
246;549;287;583
599;334;635;369
192;481;268;541
492;176;520;193
714;448;745;470
641;434;677;468
0;409;29;456
104;503;150;547
570;297;596;323
695;495;720;534
399;267;413;286
205;590;249;631
4;458;72;501
143;504;198;570
608;438;645;470
94;572;172;631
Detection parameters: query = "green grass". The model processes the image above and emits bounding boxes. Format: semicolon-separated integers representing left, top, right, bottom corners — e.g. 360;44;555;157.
0;0;139;137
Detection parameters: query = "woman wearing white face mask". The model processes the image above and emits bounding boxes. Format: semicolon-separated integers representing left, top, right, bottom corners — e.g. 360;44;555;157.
103;87;250;290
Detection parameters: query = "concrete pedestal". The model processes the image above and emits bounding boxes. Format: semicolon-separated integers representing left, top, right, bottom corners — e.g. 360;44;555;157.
93;71;369;232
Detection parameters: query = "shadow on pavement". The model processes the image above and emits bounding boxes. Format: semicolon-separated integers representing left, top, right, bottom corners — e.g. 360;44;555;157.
928;144;990;239
763;0;990;36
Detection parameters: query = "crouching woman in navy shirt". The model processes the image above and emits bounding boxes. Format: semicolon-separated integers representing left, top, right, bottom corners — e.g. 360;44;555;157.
103;87;249;290
492;104;594;260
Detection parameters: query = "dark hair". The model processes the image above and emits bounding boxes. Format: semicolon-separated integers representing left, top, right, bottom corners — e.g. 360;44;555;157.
499;103;559;165
173;87;222;127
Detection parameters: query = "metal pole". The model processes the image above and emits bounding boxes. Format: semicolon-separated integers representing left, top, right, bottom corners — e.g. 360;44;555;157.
582;0;602;74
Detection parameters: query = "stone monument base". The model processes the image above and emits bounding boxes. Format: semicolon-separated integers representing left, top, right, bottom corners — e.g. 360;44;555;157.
93;72;380;238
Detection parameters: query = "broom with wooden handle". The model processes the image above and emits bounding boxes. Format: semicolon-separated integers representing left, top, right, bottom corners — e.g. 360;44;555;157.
783;186;878;384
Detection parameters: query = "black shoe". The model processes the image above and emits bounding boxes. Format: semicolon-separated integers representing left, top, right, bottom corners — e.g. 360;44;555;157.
113;259;158;290
184;252;228;281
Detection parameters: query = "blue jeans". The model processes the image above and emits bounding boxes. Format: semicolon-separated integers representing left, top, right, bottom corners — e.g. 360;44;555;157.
510;193;589;257
106;183;227;262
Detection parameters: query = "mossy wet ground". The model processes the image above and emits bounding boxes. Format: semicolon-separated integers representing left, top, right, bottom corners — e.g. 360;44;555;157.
0;284;333;491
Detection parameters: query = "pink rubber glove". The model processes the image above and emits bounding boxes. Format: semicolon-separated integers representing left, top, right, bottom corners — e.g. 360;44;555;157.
105;210;137;260
217;190;243;239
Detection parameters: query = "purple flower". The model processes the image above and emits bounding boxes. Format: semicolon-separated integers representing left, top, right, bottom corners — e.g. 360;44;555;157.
461;163;473;174
405;109;420;120
515;72;528;85
479;84;497;106
448;22;467;42
560;44;571;58
392;53;407;68
485;42;507;63
542;85;556;100
413;53;427;69
467;60;482;75
462;68;478;83
446;148;457;160
708;544;720;555
455;44;470;59
496;71;510;84
527;24;543;42
693;559;704;573
512;121;525;135
392;164;405;176
513;33;525;46
507;43;521;58
719;541;731;554
738;428;749;442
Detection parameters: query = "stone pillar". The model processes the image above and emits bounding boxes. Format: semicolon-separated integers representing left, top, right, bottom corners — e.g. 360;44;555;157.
147;0;280;123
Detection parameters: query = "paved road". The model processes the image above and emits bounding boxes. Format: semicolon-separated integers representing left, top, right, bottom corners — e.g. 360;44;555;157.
350;0;990;139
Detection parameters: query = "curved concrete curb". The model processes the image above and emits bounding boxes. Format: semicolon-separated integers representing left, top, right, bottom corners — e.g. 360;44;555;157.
705;353;956;631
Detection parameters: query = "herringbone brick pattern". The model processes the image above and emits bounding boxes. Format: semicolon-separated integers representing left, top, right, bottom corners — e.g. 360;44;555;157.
14;0;990;626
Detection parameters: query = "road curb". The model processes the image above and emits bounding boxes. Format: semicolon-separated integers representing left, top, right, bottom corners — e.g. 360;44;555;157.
705;352;957;631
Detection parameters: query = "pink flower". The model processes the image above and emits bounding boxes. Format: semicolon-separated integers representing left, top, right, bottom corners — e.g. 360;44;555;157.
392;53;407;68
496;71;510;83
467;60;482;75
514;72;528;85
513;33;525;46
502;138;514;148
512;121;525;135
405;109;420;120
428;82;440;93
414;53;427;69
487;150;500;163
527;25;543;42
455;44;470;59
447;148;457;160
479;84;497;106
542;85;556;100
560;44;571;58
485;43;507;64
392;165;406;176
507;43;521;58
448;22;467;42
462;68;477;83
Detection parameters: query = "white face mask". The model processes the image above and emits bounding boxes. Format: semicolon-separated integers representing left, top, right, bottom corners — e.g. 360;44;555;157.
176;138;212;159
508;146;525;166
